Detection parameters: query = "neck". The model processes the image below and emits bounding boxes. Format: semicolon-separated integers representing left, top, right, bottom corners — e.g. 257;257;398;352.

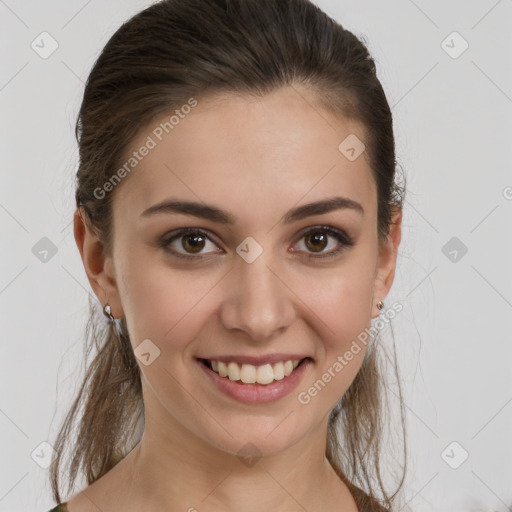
115;414;354;511
81;384;358;512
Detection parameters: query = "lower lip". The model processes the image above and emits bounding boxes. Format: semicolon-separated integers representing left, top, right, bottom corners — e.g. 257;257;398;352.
197;358;312;404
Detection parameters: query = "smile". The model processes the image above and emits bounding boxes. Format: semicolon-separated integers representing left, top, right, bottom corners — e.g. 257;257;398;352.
203;358;302;385
197;357;312;404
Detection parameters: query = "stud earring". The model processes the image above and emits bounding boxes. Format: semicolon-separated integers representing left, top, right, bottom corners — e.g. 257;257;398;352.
377;300;384;311
103;303;115;322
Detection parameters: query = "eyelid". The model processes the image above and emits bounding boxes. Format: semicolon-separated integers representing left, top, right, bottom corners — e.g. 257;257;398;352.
160;227;222;259
295;225;353;243
291;225;354;258
160;225;354;260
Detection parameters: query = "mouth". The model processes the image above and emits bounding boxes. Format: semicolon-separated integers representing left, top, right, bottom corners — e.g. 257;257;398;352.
196;354;314;405
198;357;310;385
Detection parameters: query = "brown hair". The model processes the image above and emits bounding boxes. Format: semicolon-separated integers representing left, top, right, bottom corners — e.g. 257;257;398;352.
50;0;408;509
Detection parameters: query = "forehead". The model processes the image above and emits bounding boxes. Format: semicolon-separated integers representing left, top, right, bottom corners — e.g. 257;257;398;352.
113;86;376;225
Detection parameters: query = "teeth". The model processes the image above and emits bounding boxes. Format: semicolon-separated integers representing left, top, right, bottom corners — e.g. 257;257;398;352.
273;361;285;380
218;361;228;377
207;358;302;385
256;364;274;385
227;362;241;381
240;364;256;383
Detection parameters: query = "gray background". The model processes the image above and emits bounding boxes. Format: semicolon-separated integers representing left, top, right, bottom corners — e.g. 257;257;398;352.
1;0;511;511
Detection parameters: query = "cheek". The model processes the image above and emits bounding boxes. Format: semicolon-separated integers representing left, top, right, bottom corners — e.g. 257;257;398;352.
116;250;220;354
290;257;376;401
294;282;374;410
297;263;375;344
117;233;377;365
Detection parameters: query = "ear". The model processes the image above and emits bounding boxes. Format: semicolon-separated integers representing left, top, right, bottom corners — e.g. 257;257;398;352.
73;207;124;319
371;207;402;318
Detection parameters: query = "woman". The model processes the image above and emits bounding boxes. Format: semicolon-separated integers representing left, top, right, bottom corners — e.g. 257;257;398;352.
47;0;407;510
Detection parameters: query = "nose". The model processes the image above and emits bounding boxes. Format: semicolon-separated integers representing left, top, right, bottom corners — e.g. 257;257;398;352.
219;251;296;343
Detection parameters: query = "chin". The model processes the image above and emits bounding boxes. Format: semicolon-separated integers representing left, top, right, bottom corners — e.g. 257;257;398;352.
200;417;307;462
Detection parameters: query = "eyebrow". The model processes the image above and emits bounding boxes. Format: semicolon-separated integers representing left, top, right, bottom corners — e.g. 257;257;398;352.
140;196;364;224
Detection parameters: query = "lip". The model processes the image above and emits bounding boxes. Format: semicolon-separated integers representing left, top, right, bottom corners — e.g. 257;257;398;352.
196;357;313;404
197;353;310;366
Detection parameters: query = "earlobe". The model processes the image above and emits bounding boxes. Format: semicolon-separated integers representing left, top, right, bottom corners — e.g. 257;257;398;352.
73;208;124;318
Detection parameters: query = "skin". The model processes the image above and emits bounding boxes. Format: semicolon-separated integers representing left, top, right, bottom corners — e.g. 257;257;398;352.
71;85;402;512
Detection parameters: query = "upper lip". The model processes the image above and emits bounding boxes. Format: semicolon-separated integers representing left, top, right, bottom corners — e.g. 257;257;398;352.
197;354;311;366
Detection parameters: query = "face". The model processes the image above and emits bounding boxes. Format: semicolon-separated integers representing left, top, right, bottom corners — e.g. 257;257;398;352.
78;85;400;460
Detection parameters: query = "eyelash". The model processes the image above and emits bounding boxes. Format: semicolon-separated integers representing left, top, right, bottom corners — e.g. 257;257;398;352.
159;225;355;261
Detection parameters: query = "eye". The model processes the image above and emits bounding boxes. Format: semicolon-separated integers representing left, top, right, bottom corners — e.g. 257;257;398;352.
160;228;221;260
160;225;355;261
291;225;355;259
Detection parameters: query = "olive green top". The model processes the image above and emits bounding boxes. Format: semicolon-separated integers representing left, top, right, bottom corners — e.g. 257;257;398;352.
48;505;67;512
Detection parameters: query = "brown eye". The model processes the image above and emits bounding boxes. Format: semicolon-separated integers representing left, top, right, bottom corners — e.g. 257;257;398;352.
161;228;222;259
181;233;206;253
293;226;355;259
304;232;328;253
